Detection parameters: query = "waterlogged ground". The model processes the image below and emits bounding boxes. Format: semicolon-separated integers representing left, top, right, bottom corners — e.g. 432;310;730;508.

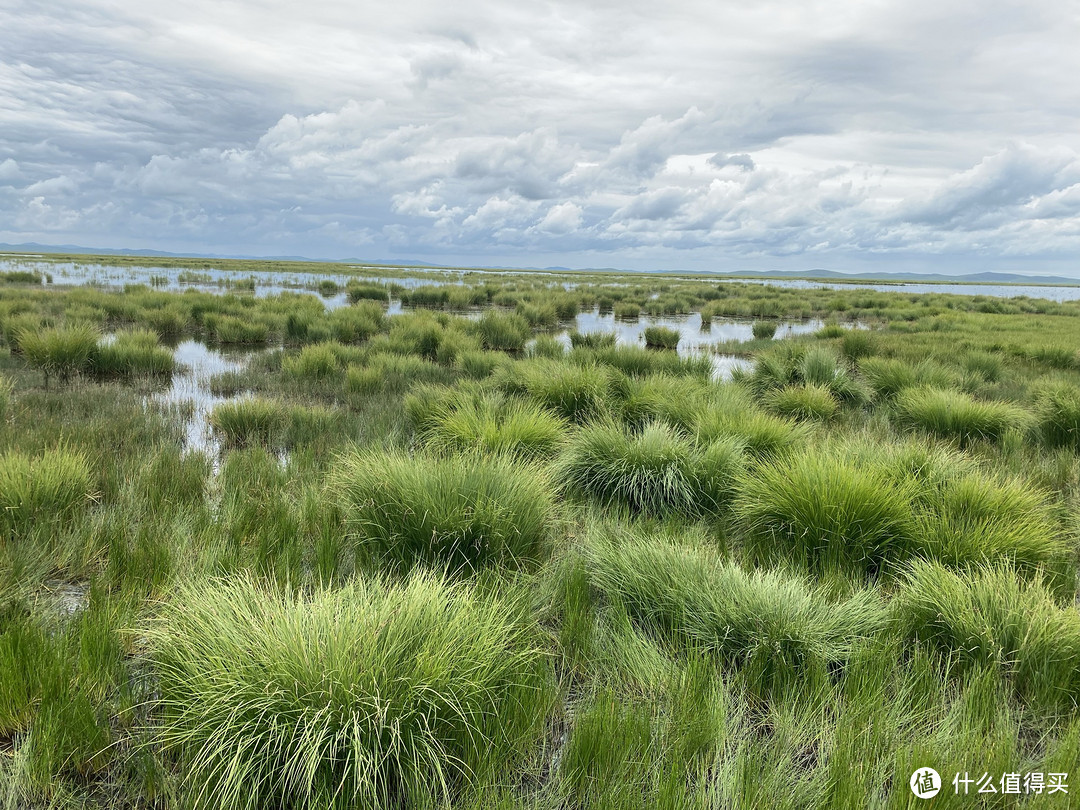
5;258;1080;808
155;340;259;457
6;254;1080;301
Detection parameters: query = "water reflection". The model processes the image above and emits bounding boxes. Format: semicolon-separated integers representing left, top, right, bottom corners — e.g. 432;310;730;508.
153;340;258;457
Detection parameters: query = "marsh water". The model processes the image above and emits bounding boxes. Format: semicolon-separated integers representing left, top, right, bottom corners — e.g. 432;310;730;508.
5;257;1080;301
155;340;259;458
12;256;1072;457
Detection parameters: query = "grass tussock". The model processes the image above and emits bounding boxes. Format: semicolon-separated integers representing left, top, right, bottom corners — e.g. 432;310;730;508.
557;420;744;517
495;359;613;422
0;447;94;537
95;328;175;377
333;449;556;572
763;382;839;421
583;528;886;694
145;574;552;810
208;398;288;447
735;448;918;574
1032;380;1080;449
896;561;1080;712
18;322;98;385
409;388;568;460
894;386;1033;445
643;325;680;350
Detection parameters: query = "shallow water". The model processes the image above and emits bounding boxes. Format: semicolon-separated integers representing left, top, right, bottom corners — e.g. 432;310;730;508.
153;340;261;457
5;257;1080;302
550;310;849;380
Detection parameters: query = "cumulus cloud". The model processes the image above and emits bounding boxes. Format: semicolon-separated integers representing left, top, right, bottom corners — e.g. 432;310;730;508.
2;0;1080;273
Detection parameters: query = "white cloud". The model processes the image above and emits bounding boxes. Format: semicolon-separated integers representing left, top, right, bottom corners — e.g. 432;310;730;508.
2;0;1080;272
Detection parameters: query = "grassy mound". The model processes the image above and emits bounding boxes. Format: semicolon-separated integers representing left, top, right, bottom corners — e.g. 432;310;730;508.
18;323;98;384
894;387;1032;445
896;562;1080;712
282;343;342;381
95;329;175;377
333;449;556;572
751;320;776;340
749;344;868;405
643;326;680;350
411;388;568;460
0;448;94;537
557;420;744;517
917;472;1070;584
1032;380;1080;449
495;359;612;422
583;529;885;694
209;398;288;447
693;405;808;459
569;331;617;350
145;574;552;810
763;383;839;421
735;449;918;574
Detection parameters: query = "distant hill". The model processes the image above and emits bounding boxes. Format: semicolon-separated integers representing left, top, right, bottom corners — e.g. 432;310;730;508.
1;242;1077;286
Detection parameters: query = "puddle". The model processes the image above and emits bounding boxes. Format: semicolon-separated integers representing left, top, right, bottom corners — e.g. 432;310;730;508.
37;579;89;618
152;340;262;458
549;311;848;380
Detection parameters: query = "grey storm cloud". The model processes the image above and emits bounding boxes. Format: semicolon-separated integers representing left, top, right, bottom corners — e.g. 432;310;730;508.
2;0;1080;273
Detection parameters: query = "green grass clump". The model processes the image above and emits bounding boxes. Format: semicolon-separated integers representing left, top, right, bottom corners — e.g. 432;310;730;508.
575;344;711;378
643;326;680;350
1032;380;1080;449
0;447;94;537
413;389;568;460
840;329;876;360
751;320;776;340
614;302;640;319
569;331;617;350
327;304;384;343
208;398;288;447
859;357;918;400
94;328;175;376
18;323;98;385
345;282;389;303
282;343;342;381
0;374;12;419
558;693;655;808
763;382;839;421
916;472;1070;585
894;386;1033;445
145;574;552;810
896;561;1080;712
583;529;885;694
735;449;918;574
557;420;744;517
333;449;556;572
749;343;868;405
693;406;808;459
495;359;611;422
474;311;530;353
212;315;269;345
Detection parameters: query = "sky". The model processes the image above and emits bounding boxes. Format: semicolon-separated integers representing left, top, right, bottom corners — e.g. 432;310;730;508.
3;0;1080;276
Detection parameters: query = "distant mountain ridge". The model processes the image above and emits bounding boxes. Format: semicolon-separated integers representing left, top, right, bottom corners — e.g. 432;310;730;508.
2;242;1077;286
